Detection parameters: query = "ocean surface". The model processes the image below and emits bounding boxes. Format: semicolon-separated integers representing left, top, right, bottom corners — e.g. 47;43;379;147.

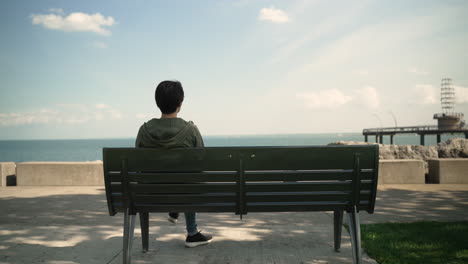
0;133;464;163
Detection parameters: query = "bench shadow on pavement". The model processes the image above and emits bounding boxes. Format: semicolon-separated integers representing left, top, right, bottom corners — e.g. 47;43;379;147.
360;187;468;224
2;187;467;263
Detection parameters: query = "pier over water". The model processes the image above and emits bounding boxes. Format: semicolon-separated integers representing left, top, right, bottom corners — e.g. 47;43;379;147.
363;125;468;145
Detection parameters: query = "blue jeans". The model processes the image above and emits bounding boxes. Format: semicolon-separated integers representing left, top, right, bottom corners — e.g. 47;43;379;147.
170;212;198;236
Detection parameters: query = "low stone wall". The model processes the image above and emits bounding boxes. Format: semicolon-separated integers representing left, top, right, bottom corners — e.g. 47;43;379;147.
0;162;16;186
427;159;468;184
378;160;425;184
16;161;104;186
4;158;465;186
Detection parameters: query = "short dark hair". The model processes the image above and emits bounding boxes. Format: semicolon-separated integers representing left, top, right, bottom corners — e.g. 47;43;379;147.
155;80;184;114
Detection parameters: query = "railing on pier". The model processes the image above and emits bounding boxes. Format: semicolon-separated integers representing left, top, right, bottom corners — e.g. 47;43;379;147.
362;125;468;145
363;125;439;134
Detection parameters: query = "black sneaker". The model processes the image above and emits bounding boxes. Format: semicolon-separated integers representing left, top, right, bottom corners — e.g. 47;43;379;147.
185;231;213;248
168;213;179;224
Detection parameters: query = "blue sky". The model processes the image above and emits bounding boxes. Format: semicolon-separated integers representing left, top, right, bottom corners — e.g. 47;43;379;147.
1;0;468;139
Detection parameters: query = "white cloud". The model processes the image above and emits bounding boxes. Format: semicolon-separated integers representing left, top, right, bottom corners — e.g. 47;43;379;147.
92;41;108;49
296;89;352;109
48;8;64;15
415;84;438;104
95;103;109;109
408;67;428;75
356;86;380;109
354;69;369;76
258;7;289;23
31;11;116;36
266;2;369;65
296;86;380;109
136;113;152;120
454;85;468;104
288;7;456;78
0;104;122;126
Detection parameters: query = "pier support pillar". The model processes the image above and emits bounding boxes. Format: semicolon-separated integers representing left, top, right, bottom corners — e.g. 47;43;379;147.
437;134;441;143
375;135;378;143
390;135;394;145
420;134;425;146
379;135;383;144
364;135;368;142
465;133;468;139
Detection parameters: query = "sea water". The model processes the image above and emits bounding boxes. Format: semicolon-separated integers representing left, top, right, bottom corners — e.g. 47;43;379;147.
0;133;463;162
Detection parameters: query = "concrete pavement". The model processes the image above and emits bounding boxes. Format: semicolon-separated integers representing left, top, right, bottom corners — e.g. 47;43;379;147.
1;184;467;264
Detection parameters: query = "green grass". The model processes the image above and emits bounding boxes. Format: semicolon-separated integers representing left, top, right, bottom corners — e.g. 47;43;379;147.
360;221;468;264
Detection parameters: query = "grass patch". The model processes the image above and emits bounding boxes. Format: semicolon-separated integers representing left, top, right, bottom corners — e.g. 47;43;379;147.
360;221;468;264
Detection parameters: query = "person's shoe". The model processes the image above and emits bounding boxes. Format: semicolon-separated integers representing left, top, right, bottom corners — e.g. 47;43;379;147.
185;232;213;248
168;213;179;224
167;215;178;224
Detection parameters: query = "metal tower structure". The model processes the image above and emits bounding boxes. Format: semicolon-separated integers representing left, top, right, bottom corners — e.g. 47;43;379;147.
363;77;468;145
441;78;456;114
433;78;464;130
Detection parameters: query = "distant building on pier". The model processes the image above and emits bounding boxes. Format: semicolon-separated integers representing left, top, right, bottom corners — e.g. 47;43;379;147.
363;78;467;145
433;78;465;129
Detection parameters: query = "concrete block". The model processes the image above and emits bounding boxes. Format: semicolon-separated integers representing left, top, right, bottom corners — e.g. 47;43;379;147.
378;159;425;184
0;162;16;186
16;161;104;186
428;158;468;184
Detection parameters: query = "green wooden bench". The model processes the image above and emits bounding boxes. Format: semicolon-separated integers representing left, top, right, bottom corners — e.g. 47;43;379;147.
103;145;379;264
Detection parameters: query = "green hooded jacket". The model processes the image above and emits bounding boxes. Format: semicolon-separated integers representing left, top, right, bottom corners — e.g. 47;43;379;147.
135;118;204;148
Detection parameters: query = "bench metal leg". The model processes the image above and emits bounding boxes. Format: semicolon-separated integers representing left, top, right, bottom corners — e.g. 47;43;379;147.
123;209;136;264
139;212;149;253
333;210;344;252
347;206;362;264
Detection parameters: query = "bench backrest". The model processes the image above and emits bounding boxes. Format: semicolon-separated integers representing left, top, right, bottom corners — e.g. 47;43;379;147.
103;145;379;216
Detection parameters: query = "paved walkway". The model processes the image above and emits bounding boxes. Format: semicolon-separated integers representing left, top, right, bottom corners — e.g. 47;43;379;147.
0;184;467;264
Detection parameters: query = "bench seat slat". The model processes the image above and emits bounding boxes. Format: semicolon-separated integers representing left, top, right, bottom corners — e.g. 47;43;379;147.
127;183;238;193
245;182;349;192
245;170;374;181
247;202;348;212
113;194;237;204
245;182;372;192
108;171;238;183
243;148;375;171
133;204;237;213
127;160;237;172
247;192;371;203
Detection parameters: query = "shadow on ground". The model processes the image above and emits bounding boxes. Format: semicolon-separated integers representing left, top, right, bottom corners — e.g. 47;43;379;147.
2;184;467;263
360;185;468;223
0;187;377;264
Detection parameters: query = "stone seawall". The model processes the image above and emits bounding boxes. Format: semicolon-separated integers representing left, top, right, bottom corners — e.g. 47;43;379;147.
428;159;468;184
15;161;104;186
0;162;16;186
329;138;468;173
329;138;468;160
3;160;467;185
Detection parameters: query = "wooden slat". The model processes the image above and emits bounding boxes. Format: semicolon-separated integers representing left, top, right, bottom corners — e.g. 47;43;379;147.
108;171;238;183
245;170;352;181
103;148;240;171
368;145;380;213
245;181;373;192
131;183;238;194
103;146;377;171
242;146;377;171
133;204;237;213
244;170;375;181
246;192;371;203
132;194;237;204
247;202;348;212
110;183;238;193
245;182;350;192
